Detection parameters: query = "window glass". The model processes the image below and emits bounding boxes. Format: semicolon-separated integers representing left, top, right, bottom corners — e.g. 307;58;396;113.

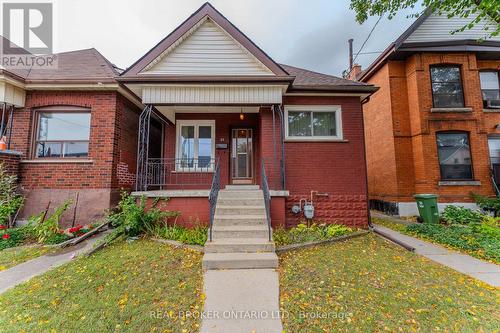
180;126;195;167
436;132;473;180
313;112;336;136
35;112;90;158
198;126;212;168
288;111;312;137
480;72;500;107
430;66;464;108
489;138;500;189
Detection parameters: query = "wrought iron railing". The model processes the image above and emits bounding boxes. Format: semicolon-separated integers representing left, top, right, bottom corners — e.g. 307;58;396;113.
144;158;217;190
208;161;221;242
261;159;272;241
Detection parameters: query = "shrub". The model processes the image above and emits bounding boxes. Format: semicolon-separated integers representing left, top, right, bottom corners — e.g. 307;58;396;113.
441;205;483;225
471;193;500;217
153;224;208;246
0;163;24;226
32;200;72;243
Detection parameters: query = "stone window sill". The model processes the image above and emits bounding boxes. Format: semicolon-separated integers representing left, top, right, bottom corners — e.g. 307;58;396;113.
438;180;481;186
483;109;500;113
430;107;472;113
20;159;94;164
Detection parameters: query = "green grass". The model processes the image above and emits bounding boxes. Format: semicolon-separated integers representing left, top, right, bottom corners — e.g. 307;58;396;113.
0;239;204;333
273;223;355;246
0;246;52;271
373;217;500;264
279;234;499;333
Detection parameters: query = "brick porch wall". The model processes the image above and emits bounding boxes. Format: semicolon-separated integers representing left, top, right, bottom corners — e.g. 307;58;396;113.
0;150;22;178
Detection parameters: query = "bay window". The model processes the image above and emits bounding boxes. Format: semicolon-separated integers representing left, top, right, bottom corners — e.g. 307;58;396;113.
430;66;465;108
176;120;215;171
479;71;500;109
35;110;91;158
436;132;473;180
285;105;342;140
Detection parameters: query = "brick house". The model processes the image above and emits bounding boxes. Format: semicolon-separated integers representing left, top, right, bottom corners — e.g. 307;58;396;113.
358;9;500;216
1;3;377;230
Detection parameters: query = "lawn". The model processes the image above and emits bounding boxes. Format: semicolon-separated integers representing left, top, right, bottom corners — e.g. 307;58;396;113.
0;239;204;333
0;245;52;271
279;234;499;332
373;217;500;264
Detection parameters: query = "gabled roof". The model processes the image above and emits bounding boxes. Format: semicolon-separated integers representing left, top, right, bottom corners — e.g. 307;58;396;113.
281;64;376;92
359;8;500;82
120;2;289;79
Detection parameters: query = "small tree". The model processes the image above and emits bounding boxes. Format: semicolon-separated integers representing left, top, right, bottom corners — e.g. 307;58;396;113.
0;163;24;227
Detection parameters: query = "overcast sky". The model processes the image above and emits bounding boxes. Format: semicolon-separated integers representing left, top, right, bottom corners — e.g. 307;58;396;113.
52;0;422;77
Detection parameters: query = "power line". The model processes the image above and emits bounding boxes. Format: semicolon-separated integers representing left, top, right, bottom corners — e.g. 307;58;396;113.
353;14;383;64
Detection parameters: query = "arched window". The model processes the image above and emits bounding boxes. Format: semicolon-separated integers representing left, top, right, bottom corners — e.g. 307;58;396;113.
436;132;473;180
33;106;91;158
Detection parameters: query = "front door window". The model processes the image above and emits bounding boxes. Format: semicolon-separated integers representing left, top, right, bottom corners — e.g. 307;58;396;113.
231;128;253;183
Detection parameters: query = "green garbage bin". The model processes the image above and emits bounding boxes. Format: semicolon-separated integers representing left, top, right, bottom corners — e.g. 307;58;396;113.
414;194;439;223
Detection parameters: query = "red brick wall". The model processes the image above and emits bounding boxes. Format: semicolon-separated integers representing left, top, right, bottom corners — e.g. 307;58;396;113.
363;53;500;205
146;197;210;227
9;90;141;225
0;150;21;178
281;96;369;228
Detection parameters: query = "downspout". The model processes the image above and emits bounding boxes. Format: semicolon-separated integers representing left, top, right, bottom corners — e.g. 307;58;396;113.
360;96;373;228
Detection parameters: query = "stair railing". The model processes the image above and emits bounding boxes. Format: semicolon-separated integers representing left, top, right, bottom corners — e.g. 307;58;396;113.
208;160;221;242
261;159;272;241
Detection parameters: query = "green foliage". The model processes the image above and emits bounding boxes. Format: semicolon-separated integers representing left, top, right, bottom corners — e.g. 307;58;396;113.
0;164;24;226
32;200;72;244
273;223;353;246
441;205;482;225
471;193;500;216
104;192;180;246
0;228;26;250
152;224;208;246
406;223;499;263
349;0;500;38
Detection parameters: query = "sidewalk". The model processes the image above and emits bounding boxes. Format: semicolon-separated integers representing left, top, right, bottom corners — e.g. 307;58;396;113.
0;233;105;294
372;224;500;287
201;269;283;333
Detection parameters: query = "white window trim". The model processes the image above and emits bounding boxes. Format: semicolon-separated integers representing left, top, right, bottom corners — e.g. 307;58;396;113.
175;120;216;172
284;105;343;141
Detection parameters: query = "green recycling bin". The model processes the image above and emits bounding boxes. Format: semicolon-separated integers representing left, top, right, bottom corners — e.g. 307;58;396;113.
414;194;440;223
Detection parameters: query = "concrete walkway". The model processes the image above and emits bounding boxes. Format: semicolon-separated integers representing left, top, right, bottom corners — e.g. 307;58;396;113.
373;224;500;287
201;269;283;333
0;233;105;294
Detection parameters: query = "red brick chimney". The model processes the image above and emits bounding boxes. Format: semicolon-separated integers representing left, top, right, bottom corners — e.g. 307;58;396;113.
348;63;362;81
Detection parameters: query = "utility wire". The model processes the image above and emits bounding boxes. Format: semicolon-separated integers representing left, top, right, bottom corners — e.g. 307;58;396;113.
353;14;383;64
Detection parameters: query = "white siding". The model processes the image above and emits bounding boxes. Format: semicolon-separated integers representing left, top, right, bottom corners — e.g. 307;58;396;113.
0;82;25;107
405;12;500;43
142;85;283;104
142;18;274;76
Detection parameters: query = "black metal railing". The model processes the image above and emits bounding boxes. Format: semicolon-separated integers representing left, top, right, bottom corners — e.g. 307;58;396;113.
145;158;217;190
208;161;221;242
261;159;272;241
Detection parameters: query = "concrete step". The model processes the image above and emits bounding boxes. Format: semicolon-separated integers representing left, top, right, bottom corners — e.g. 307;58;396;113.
218;191;263;199
216;198;264;206
211;225;270;239
202;252;279;270
215;205;266;215
214;215;267;226
225;185;260;190
205;238;275;253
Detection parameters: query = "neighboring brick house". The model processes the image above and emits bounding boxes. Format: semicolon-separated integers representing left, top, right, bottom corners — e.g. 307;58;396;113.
358;9;500;216
1;3;377;228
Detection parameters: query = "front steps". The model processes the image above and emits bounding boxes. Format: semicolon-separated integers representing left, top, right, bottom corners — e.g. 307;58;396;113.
202;185;278;270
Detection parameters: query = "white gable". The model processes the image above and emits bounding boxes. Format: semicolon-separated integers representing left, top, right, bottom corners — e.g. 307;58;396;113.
141;18;274;76
405;12;500;43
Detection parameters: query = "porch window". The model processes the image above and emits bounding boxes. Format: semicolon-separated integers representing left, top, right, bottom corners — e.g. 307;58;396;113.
436;132;473;180
35;111;91;158
479;71;500;109
430;65;465;108
285;105;342;140
176;120;215;171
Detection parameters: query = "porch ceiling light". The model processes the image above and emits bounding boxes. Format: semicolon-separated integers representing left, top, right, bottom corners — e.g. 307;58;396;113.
239;108;245;120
